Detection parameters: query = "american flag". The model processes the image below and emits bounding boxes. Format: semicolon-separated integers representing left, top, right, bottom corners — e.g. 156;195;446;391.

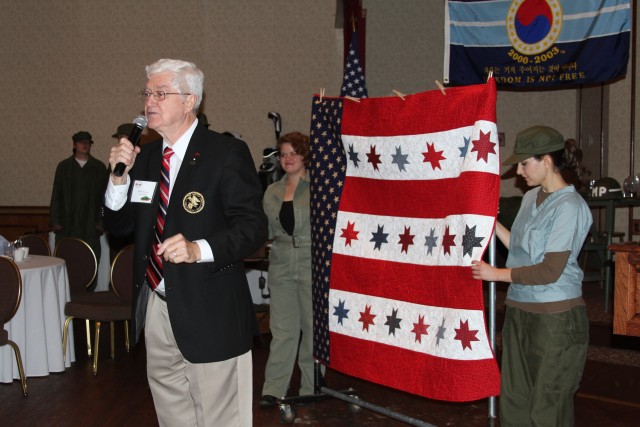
340;31;368;98
310;79;501;402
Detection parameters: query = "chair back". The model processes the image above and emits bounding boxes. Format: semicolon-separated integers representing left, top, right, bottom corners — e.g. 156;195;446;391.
19;234;51;256
110;244;134;302
54;237;97;297
0;256;22;330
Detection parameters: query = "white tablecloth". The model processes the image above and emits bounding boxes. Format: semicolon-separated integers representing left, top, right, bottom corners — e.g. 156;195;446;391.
96;234;111;292
0;255;76;382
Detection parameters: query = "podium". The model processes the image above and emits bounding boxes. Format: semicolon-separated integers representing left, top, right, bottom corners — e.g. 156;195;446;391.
608;242;640;337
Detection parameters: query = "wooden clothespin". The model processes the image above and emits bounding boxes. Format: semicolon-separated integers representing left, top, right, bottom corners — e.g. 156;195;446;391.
319;88;325;102
435;80;446;96
344;95;360;103
392;89;406;100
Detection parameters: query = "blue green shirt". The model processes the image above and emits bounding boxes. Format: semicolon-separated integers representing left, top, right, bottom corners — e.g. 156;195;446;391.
506;185;592;303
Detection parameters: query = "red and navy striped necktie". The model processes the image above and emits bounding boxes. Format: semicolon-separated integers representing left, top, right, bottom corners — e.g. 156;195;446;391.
146;147;174;290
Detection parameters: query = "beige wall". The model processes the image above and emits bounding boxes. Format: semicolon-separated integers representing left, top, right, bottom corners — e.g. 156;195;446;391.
1;0;638;235
0;1;343;205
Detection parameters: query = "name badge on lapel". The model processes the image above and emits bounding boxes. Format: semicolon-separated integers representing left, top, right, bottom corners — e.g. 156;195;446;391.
183;192;205;213
131;180;158;203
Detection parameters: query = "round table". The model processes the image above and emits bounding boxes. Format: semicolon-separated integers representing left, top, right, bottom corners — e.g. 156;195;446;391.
0;255;76;382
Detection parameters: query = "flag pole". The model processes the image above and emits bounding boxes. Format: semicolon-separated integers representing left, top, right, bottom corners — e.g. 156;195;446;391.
487;232;498;420
487;71;498;422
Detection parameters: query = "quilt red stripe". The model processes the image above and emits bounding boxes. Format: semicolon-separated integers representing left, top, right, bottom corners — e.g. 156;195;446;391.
329;332;500;402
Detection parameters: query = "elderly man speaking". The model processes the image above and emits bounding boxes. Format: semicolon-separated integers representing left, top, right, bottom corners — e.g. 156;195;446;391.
104;58;267;426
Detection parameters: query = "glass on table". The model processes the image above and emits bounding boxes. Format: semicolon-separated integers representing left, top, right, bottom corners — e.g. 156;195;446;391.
3;241;15;258
623;175;640;198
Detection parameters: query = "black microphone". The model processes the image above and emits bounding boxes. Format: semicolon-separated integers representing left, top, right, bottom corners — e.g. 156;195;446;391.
113;115;148;177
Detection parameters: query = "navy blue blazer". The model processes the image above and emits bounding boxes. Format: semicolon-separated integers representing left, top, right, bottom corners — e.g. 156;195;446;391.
104;124;267;363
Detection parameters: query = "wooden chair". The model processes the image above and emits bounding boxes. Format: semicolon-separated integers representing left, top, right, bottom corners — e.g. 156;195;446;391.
18;233;51;256
54;237;97;358
581;223;608;286
61;244;132;375
580;223;626;311
0;256;28;395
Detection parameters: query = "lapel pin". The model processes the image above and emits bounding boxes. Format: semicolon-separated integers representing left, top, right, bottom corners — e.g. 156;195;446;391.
190;152;201;166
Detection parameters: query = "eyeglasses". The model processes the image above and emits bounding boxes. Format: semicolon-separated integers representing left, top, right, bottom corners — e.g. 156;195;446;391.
278;151;299;159
138;91;192;101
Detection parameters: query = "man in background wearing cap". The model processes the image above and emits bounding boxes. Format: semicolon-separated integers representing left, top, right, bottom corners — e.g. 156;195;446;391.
112;123;135;140
50;131;108;261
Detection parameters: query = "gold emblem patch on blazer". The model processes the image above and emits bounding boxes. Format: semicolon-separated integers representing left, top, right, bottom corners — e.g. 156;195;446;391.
183;192;205;214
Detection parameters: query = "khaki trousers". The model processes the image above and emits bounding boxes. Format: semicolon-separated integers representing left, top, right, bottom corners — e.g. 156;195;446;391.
145;292;253;427
261;270;315;397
